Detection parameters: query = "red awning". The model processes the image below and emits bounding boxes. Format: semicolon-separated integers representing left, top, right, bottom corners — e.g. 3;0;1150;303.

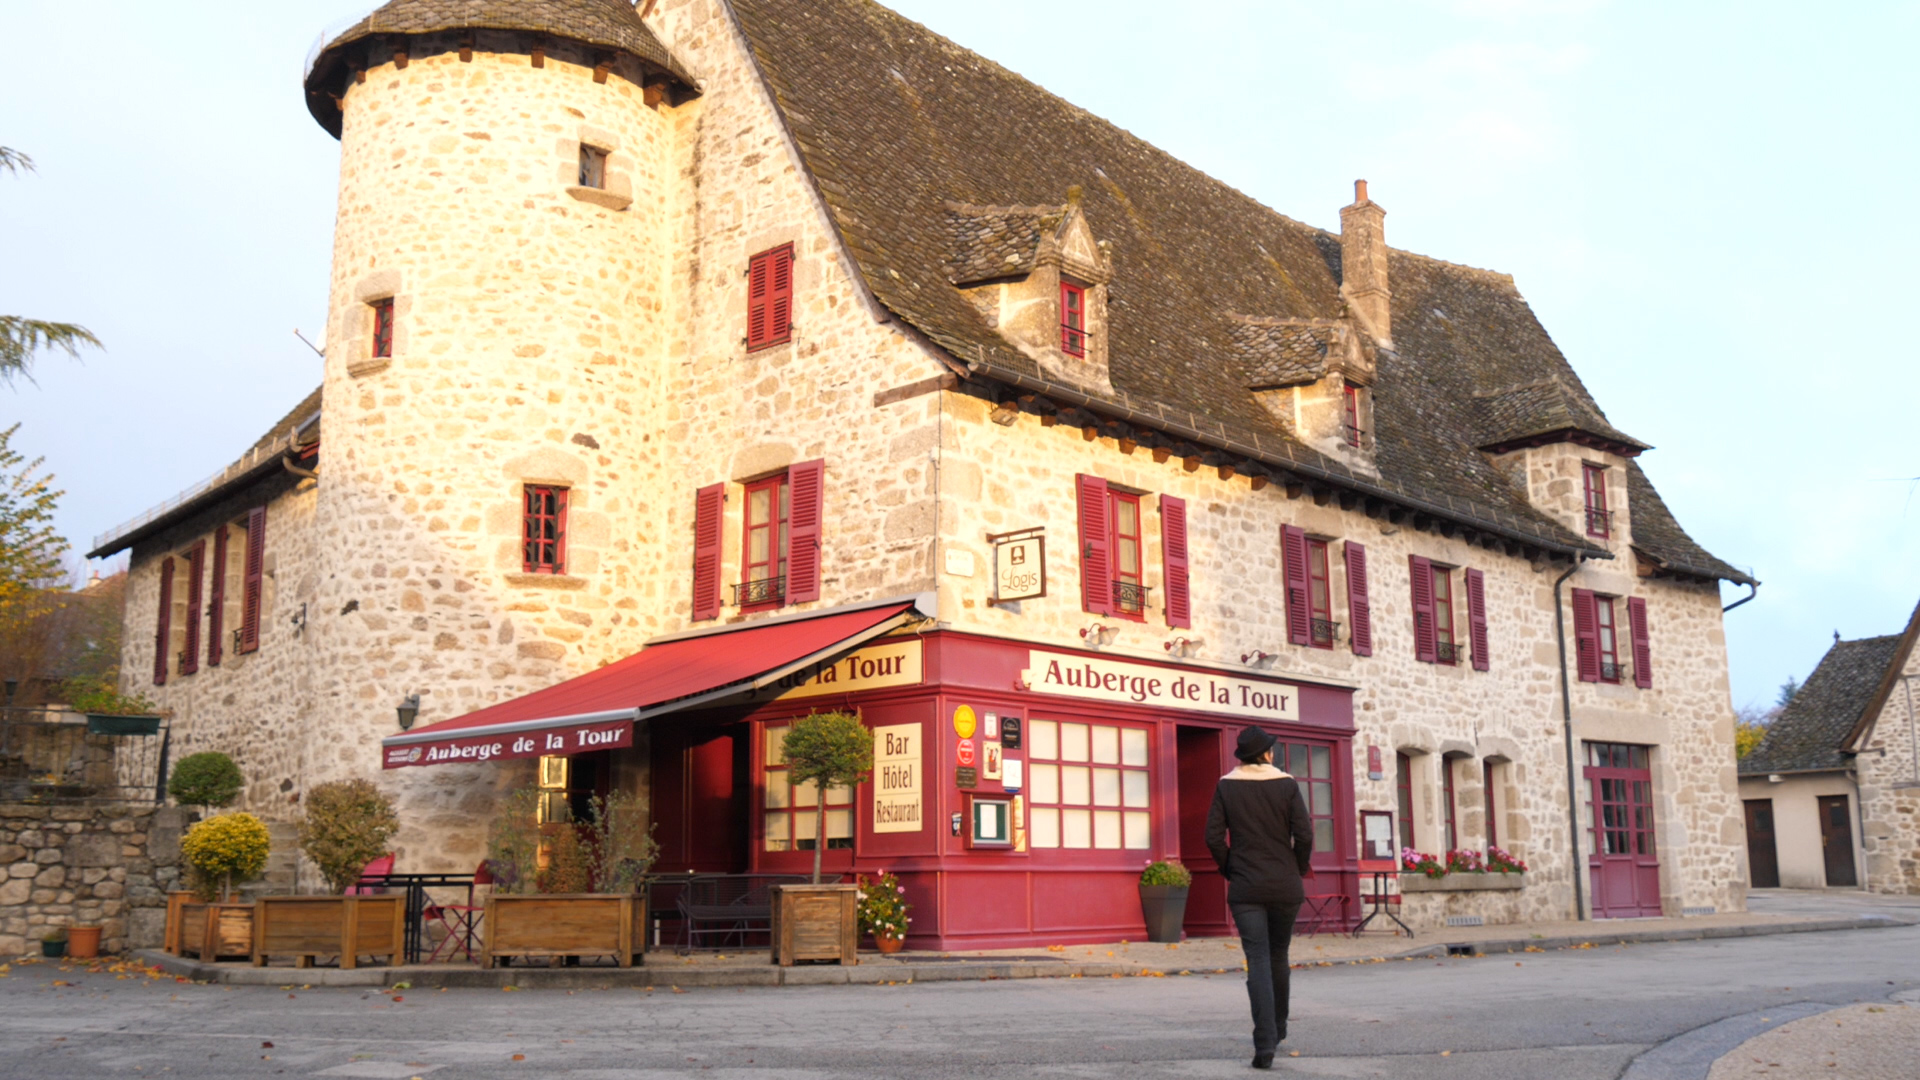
381;596;927;769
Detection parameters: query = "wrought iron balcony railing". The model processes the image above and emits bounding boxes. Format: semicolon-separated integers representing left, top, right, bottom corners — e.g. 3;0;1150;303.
1585;507;1612;538
1311;618;1340;646
733;575;786;608
1599;661;1629;683
1112;580;1151;616
1435;640;1465;664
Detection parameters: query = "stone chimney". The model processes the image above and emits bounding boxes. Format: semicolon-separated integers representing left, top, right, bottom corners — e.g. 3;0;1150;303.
1339;179;1391;345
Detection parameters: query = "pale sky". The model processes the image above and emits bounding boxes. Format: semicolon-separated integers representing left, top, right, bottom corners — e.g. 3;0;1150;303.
2;0;1915;711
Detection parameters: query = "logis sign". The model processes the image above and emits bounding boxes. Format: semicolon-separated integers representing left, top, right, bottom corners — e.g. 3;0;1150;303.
1020;650;1301;723
989;527;1046;605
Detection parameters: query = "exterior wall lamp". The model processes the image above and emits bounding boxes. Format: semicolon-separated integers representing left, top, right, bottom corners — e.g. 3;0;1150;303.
396;693;422;731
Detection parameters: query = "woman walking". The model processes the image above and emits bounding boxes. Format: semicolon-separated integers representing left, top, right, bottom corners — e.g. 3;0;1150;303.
1206;726;1315;1069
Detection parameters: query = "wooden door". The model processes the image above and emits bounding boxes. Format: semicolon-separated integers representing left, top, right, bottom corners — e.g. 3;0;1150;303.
1744;799;1780;889
650;721;750;874
1585;743;1660;918
1818;795;1857;887
1176;726;1229;936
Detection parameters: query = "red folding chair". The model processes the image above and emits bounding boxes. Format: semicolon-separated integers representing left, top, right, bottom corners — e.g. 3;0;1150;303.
348;853;396;894
424;861;491;963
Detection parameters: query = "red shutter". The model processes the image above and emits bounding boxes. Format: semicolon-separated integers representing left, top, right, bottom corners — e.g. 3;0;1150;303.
239;506;266;654
1345;541;1372;656
786;459;825;603
1409;555;1436;663
553;487;570;574
1572;587;1600;683
692;484;724;621
206;525;228;667
1465;567;1489;672
180;541;205;676
153;557;174;686
1160;495;1190;629
747;245;794;350
1628;596;1653;688
1077;474;1112;615
1283;525;1311;646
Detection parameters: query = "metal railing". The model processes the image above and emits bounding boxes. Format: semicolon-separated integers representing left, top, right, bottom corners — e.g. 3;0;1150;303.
1435;640;1465;664
0;707;170;804
1112;580;1151;616
732;576;786;608
1600;661;1630;683
1585;507;1612;538
1311;618;1341;646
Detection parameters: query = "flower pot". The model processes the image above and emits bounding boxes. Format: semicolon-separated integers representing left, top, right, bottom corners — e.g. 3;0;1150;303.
66;925;102;959
875;934;905;955
1139;884;1189;943
253;895;407;969
41;940;66;959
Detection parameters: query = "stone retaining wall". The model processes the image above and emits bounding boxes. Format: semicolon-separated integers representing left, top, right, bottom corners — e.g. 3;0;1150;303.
0;804;185;956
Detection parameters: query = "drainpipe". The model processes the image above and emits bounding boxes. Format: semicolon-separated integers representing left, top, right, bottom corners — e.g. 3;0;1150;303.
1722;581;1758;614
1553;555;1590;921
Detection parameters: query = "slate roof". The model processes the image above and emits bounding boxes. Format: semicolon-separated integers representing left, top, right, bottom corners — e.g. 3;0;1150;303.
1471;378;1648;454
728;0;1748;580
1741;635;1903;774
1232;319;1344;390
306;0;695;136
944;203;1061;285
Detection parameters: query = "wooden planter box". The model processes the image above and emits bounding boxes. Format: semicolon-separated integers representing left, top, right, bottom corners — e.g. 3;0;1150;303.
177;902;254;961
1400;872;1527;893
770;884;859;967
481;893;646;969
163;891;196;955
252;895;406;969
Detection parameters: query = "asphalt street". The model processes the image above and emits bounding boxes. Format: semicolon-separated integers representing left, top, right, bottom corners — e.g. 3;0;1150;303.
1;921;1914;1080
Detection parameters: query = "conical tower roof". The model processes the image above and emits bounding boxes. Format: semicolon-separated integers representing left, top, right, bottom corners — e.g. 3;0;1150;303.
305;0;696;136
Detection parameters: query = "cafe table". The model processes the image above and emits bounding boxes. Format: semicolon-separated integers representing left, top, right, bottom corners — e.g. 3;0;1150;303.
358;872;479;963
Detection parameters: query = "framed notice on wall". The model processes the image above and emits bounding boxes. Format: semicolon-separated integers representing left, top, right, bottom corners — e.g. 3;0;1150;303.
872;723;923;834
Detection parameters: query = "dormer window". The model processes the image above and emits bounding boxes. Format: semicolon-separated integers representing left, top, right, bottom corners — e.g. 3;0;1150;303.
1583;463;1610;538
1343;383;1362;447
1060;280;1087;357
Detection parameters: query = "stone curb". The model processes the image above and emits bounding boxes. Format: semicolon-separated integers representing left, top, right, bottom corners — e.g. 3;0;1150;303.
130;915;1906;990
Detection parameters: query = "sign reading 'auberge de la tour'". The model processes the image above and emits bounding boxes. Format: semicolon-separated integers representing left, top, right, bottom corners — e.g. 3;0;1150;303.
1021;650;1300;723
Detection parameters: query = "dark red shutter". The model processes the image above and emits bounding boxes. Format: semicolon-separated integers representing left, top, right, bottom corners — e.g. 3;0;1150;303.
786;459;824;603
153;557;174;686
692;483;724;621
240;506;266;654
553;487;570;574
747;253;770;347
1160;495;1190;629
1465;567;1489;672
1345;541;1372;656
206;525;228;667
1283;525;1311;646
181;541;205;676
1409;555;1436;662
1077;474;1112;615
747;245;794;349
1572;587;1600;683
1628;596;1653;688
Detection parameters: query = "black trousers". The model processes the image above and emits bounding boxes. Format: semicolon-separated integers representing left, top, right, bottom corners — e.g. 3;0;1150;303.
1230;900;1302;1052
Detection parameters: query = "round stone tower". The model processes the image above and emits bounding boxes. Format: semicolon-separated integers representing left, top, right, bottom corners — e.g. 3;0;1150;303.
300;1;696;864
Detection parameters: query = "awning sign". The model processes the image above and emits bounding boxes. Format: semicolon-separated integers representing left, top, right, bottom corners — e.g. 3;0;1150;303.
383;719;632;770
750;639;924;702
872;723;923;833
1020;650;1301;722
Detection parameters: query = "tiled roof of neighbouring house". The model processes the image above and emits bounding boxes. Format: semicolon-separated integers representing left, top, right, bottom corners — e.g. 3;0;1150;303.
1232;320;1345;391
728;0;1749;580
1741;635;1903;775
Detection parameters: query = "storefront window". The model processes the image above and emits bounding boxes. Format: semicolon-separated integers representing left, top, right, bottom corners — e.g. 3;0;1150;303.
762;724;852;851
1278;741;1336;854
1024;719;1151;851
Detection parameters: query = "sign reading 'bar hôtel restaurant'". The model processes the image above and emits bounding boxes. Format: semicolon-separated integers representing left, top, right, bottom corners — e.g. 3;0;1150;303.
1021;650;1301;722
384;719;633;769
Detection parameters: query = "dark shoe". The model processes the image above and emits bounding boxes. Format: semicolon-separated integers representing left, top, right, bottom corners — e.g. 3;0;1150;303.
1252;1050;1274;1069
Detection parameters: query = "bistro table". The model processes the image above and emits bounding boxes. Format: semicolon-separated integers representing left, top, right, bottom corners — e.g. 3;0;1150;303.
358;872;478;963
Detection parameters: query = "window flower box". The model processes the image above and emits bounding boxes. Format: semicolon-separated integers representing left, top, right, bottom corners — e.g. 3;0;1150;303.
1399;873;1527;894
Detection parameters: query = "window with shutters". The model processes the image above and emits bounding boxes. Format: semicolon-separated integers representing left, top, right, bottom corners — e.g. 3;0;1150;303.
1109;490;1144;619
740;473;790;610
238;506;266;655
1395;751;1416;851
1465;567;1489;672
691;484;725;622
1077;475;1153;619
370;298;394;360
1431;565;1460;665
747;245;795;351
180;541;205;676
1306;539;1333;647
1595;595;1622;683
1627;596;1653;688
1060;280;1088;357
1159;496;1190;629
1345;541;1373;657
1583;464;1610;539
578;144;608;189
1024;719;1152;852
521;486;568;575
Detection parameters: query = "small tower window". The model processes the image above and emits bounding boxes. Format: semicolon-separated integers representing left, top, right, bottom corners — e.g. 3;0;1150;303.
1583;464;1610;538
370;298;394;359
1343;383;1363;447
579;145;609;190
522;485;568;574
1060;280;1087;357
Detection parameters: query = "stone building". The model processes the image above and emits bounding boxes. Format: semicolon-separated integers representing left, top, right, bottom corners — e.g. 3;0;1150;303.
1739;606;1920;895
90;0;1757;945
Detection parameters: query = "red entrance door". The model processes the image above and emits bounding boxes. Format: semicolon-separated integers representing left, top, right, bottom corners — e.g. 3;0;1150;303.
1176;726;1229;936
1585;742;1660;918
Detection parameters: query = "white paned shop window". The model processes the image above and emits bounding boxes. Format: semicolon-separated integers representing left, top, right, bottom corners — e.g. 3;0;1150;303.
764;721;853;852
1024;719;1150;850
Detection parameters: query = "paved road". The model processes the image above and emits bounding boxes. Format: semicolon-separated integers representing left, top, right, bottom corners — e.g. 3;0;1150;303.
1;921;1915;1079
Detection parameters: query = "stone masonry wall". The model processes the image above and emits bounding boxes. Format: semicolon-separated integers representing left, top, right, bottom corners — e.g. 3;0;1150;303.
1858;644;1920;894
0;804;185;956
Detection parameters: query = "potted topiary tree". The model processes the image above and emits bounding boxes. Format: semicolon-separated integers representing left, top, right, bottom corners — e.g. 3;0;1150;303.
252;779;408;968
167;751;244;813
769;710;872;966
1139;860;1193;943
176;812;271;961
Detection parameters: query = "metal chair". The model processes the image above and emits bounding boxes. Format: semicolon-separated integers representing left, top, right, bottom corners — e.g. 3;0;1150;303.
423;861;492;963
347;853;396;894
